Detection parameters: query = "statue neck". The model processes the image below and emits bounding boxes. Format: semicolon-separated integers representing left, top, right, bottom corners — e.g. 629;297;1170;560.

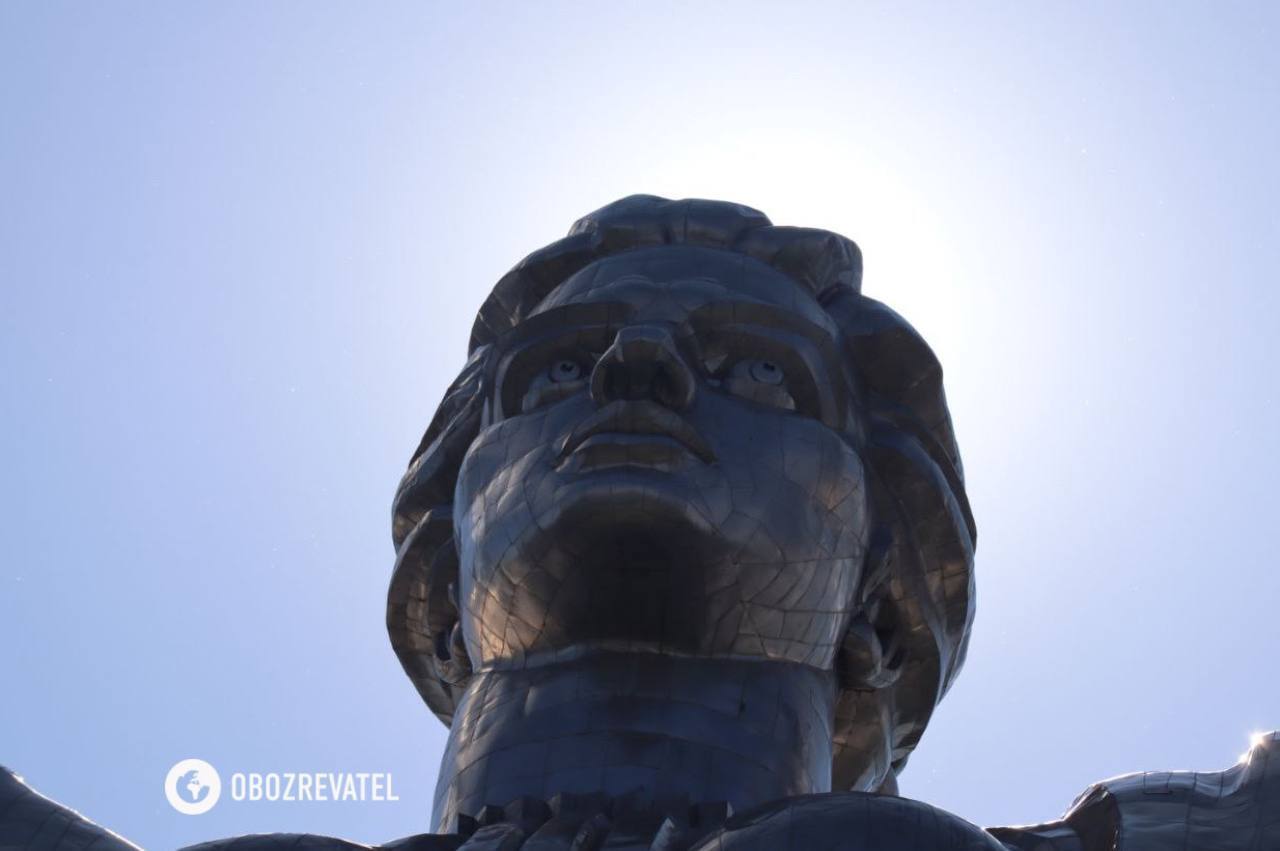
432;651;837;832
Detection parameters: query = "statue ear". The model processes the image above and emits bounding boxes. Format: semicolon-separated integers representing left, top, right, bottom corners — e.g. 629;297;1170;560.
837;526;904;691
387;508;473;724
429;549;473;686
433;621;472;685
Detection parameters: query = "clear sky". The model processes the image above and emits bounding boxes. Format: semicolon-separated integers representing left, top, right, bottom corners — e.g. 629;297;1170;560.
2;3;1277;848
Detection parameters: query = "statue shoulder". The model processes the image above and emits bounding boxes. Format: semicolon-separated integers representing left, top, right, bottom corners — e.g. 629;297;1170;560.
0;766;459;851
180;837;370;851
0;764;139;850
991;731;1280;851
179;834;464;851
690;792;1007;851
179;794;1007;851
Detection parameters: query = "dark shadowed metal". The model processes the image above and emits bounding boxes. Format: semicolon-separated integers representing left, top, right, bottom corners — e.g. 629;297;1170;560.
388;196;977;807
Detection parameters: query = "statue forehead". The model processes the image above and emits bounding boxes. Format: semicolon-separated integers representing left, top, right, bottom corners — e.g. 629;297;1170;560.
528;245;838;334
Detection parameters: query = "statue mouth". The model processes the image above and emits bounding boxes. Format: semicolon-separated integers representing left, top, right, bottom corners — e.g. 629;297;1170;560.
558;400;716;465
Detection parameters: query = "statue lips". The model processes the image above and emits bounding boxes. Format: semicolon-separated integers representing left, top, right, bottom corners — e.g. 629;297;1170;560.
557;399;716;471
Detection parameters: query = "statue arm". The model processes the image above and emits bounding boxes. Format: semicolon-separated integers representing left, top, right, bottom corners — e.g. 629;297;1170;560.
989;731;1279;851
0;765;140;850
0;767;436;851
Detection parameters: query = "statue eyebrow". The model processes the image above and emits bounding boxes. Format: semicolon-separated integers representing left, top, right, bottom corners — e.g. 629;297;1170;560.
686;301;840;346
494;302;634;351
496;298;840;358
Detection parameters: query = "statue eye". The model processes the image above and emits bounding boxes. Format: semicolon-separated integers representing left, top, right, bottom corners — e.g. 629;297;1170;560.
549;359;583;383
722;358;796;412
748;360;784;385
519;357;589;412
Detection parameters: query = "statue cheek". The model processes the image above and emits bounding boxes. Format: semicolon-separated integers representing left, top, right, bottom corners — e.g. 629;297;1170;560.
453;419;533;512
455;400;587;512
817;440;870;524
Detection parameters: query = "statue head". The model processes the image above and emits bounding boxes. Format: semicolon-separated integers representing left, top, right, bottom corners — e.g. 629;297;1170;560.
388;196;976;792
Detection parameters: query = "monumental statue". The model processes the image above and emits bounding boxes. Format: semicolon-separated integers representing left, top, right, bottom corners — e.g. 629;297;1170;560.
2;196;1276;849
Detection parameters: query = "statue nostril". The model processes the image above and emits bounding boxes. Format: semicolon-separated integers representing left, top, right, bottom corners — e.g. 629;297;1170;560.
590;326;696;409
657;361;695;410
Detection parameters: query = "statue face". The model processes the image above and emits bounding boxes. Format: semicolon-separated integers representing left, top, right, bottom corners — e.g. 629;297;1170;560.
454;245;870;670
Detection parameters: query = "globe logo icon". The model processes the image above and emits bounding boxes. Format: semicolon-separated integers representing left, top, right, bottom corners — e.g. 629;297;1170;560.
177;770;210;804
165;759;221;815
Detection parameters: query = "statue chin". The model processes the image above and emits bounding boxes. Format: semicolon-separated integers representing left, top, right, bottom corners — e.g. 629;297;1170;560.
457;492;770;665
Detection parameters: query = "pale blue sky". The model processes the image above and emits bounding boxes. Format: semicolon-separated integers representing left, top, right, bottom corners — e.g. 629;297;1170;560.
2;3;1277;848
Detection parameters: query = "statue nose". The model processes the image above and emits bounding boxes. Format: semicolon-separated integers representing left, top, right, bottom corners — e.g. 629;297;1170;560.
590;325;696;410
